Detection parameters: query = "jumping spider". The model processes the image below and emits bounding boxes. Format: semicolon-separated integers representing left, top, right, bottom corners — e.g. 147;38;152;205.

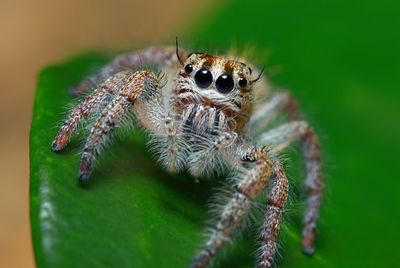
51;41;323;268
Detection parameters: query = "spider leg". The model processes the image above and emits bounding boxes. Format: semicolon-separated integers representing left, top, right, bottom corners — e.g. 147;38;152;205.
147;114;189;174
70;46;186;96
68;70;159;180
249;91;299;135
187;130;237;178
51;71;132;151
258;162;288;268
79;96;131;180
138;98;192;174
257;120;323;255
257;121;309;152
190;147;274;268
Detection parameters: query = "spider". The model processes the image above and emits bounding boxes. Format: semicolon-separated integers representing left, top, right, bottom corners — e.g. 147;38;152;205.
51;40;323;268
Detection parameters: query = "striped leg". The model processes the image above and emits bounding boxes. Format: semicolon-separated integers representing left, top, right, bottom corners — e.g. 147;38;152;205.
257;120;323;255
52;70;160;180
79;95;132;180
190;147;273;268
258;162;289;268
51;71;132;151
301;126;322;255
78;70;160;180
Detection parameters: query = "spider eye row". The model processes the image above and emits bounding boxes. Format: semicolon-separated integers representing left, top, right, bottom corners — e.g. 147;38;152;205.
184;64;247;93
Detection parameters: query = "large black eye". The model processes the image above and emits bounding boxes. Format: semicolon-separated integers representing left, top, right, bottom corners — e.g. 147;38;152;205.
184;64;193;74
215;74;234;93
194;68;213;88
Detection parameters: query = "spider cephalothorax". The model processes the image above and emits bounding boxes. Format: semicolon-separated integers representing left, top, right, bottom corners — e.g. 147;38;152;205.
51;43;324;268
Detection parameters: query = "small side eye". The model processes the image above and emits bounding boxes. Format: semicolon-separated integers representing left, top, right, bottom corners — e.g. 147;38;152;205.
194;68;213;88
238;77;248;88
216;74;234;94
184;64;193;74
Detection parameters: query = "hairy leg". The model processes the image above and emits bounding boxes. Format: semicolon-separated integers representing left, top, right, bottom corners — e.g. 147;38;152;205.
190;147;273;268
257;120;323;255
71;46;186;96
300;125;322;255
79;95;132;180
258;162;289;268
79;70;160;179
249;91;299;135
147;115;190;173
257;121;309;152
52;70;160;179
142;104;198;174
52;71;133;151
189;131;237;178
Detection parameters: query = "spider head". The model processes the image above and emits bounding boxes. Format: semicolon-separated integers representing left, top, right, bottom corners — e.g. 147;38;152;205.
178;52;260;95
175;52;263;131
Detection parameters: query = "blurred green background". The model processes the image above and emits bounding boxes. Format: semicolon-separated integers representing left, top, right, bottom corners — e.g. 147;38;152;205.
195;0;400;265
28;0;400;268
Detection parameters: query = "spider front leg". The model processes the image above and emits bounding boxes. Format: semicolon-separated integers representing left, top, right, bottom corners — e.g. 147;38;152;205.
52;70;160;180
51;71;131;151
191;147;281;268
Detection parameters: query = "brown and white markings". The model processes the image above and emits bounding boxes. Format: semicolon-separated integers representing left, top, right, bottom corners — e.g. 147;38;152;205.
52;42;324;267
